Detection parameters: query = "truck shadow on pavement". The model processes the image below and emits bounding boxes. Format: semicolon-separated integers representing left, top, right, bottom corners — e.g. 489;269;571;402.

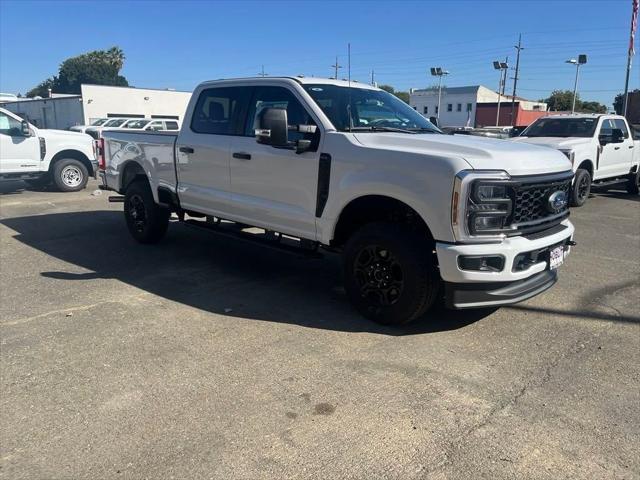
3;210;496;335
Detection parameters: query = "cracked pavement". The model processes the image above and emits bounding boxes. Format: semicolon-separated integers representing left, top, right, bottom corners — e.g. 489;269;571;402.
1;180;638;479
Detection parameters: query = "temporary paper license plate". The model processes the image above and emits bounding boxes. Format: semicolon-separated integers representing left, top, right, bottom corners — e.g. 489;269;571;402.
549;246;564;270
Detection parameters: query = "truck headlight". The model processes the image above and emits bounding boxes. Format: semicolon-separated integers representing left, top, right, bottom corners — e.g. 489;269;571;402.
452;170;512;242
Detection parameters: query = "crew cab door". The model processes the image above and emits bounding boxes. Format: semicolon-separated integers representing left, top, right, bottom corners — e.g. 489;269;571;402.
597;118;633;178
228;85;322;240
175;86;250;215
0;110;40;174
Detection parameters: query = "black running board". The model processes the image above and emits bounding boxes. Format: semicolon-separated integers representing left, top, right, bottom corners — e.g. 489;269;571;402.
182;218;323;259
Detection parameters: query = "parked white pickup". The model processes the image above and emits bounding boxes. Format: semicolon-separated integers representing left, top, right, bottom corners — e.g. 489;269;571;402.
99;77;576;325
0;107;97;191
512;114;640;206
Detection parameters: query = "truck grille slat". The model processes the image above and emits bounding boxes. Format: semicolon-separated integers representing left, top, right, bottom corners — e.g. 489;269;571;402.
512;179;572;224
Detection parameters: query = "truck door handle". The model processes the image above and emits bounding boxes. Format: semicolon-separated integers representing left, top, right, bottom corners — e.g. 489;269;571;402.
233;152;252;160
629;145;635;149
179;146;194;154
614;146;620;150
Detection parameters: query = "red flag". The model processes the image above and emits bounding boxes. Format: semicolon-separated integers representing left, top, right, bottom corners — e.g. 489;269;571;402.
632;0;639;55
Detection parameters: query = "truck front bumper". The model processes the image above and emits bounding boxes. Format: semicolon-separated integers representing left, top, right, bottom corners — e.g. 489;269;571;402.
436;219;574;309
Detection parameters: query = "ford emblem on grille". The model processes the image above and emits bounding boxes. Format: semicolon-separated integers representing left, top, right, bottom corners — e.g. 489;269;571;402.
547;191;568;213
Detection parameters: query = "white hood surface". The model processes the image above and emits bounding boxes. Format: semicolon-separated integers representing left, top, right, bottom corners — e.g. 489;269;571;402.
511;136;592;150
39;129;92;140
353;132;572;176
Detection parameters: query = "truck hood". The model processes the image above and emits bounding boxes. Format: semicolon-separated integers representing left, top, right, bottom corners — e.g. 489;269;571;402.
38;129;92;140
353;132;572;176
511;136;592;150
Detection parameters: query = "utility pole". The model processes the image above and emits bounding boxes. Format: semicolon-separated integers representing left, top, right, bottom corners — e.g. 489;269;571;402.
623;0;638;115
566;55;587;114
430;67;449;126
370;69;375;86
258;65;268;77
331;56;342;79
510;34;524;127
493;57;508;126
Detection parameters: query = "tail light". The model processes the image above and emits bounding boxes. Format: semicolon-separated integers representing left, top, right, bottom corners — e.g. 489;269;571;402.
97;138;105;170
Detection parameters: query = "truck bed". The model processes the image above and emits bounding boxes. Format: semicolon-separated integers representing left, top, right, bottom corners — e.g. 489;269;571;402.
101;130;178;200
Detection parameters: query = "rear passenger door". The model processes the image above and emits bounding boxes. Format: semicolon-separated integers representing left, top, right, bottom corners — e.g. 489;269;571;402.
228;85;322;240
176;86;250;215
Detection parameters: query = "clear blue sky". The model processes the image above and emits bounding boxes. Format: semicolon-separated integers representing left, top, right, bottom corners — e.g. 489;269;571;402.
0;0;637;108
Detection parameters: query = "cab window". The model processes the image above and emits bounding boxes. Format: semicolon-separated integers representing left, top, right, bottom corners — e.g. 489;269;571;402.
244;86;316;142
191;87;250;135
0;112;23;136
613;119;630;138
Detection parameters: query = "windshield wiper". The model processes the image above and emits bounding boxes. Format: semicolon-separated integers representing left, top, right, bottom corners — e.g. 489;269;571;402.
348;126;416;134
407;127;440;134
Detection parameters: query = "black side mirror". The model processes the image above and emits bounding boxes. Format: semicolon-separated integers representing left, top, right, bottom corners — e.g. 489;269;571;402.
611;128;625;143
255;107;288;147
21;120;31;137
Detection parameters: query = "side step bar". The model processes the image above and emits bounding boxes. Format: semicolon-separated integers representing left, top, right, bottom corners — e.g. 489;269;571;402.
182;218;323;259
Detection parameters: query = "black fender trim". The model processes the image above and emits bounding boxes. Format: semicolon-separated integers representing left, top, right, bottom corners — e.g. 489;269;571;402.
315;153;331;218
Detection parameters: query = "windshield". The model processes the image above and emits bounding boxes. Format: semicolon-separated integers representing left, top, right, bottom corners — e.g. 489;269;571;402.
124;119;151;129
522;117;598;138
90;118;108;126
303;84;440;133
104;119;126;127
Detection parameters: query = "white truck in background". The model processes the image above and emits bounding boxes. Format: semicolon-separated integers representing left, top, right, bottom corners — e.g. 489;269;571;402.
512;114;640;206
0;107;97;191
99;77;576;325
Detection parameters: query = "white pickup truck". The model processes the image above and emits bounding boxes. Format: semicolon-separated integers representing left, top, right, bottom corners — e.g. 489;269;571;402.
512;114;640;206
99;77;576;325
0;107;98;191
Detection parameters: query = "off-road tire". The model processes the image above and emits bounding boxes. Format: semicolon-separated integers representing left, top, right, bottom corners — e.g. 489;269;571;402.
124;179;170;244
570;168;591;207
343;223;439;325
627;170;640;195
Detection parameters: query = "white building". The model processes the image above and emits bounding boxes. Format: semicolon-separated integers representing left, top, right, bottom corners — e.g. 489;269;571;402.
3;84;192;129
409;85;546;128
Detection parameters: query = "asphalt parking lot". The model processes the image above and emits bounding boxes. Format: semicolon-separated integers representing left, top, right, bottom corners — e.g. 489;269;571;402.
0;179;638;480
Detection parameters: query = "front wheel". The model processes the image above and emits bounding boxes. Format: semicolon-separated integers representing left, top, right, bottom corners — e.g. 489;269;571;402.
570;168;591;207
627;170;640;195
343;223;439;325
52;158;89;192
124;179;170;244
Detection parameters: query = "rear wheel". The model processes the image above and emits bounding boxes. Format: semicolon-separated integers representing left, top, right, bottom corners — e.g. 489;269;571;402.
343;223;439;325
570;168;591;207
627;170;640;195
124;179;170;244
52;158;88;192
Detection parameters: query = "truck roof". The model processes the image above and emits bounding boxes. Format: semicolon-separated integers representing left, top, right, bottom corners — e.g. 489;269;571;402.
544;113;620;119
198;76;381;91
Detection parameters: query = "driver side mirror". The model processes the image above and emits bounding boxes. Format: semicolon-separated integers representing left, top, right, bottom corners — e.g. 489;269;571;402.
21;120;31;137
255;107;289;147
611;128;625;143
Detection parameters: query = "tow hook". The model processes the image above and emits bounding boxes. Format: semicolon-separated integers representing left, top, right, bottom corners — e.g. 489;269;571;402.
567;240;577;247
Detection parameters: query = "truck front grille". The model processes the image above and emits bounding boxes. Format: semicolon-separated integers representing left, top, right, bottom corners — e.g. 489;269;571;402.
509;172;573;235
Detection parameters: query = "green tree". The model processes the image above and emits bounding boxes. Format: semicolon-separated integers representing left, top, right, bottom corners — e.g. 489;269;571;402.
378;84;410;104
543;90;606;113
27;47;128;97
613;89;640;114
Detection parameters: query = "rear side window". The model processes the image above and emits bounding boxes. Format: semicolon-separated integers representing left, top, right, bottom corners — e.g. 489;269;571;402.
165;121;179;130
191;87;249;135
613;119;630;138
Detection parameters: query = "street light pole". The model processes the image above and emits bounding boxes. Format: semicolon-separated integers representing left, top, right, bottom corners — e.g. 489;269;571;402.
493;58;508;126
566;54;587;114
430;67;449;126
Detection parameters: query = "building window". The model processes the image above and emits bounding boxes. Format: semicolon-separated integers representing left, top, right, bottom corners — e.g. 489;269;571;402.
413;106;417;110
457;103;462;112
423;106;428;114
466;103;473;112
532;105;540;111
447;104;453;112
435;105;439;114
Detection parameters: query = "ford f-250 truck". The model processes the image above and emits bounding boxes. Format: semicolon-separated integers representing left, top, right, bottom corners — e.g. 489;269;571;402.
99;77;576;325
0;107;98;191
512;114;640;206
